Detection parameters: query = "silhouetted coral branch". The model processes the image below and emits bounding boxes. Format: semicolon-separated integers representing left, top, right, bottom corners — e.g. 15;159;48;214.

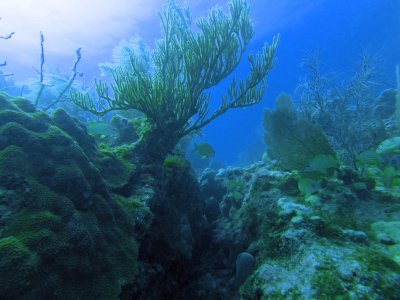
71;0;278;161
33;32;82;109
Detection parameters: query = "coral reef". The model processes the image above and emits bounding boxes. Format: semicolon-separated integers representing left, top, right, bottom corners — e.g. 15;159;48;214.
297;51;388;167
195;161;400;299
71;0;279;163
264;93;335;172
0;92;138;299
1;87;400;298
1;1;399;299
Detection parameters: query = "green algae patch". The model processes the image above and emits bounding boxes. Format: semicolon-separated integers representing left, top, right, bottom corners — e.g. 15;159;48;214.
164;154;187;170
371;221;400;244
0;145;31;176
0;236;38;298
0;94;139;299
311;267;346;299
97;149;135;188
0;109;49;131
371;221;400;267
6;211;63;234
388;244;400;265
0;92;18;110
115;194;149;216
12;97;37;113
242;245;400;300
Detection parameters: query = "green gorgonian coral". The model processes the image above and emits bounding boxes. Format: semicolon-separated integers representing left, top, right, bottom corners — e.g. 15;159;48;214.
71;0;279;161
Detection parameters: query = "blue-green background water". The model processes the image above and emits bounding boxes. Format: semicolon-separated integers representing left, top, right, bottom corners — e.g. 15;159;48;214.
203;0;400;164
1;0;399;164
1;1;400;299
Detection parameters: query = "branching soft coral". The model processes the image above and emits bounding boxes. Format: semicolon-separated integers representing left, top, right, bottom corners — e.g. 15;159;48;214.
297;50;386;168
71;0;279;162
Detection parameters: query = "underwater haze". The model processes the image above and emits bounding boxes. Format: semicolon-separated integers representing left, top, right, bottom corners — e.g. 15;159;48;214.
1;0;400;299
1;0;398;164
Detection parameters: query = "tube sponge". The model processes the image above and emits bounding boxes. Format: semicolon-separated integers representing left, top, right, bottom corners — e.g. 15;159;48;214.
236;252;256;285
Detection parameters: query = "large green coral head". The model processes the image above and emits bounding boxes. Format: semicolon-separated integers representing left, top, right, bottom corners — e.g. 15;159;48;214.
71;0;279;140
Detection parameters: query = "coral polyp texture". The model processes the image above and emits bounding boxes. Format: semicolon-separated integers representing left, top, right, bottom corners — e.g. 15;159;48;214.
0;92;138;299
1;0;400;298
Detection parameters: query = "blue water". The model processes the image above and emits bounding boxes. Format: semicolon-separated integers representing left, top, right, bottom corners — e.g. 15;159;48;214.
1;0;399;165
2;2;400;298
203;0;400;165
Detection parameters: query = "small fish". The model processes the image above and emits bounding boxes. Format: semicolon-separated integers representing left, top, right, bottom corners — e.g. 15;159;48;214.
377;137;400;154
298;178;320;195
304;154;338;174
232;191;243;201
381;166;400;187
192;142;215;159
227;178;241;192
87;121;116;137
357;150;383;166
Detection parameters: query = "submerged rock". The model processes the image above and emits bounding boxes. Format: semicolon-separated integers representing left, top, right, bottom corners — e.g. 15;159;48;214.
342;229;369;244
0;93;139;299
1;90;399;299
242;244;400;299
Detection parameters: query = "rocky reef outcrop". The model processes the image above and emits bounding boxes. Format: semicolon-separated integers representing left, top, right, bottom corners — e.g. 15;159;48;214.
1;91;400;299
195;161;400;299
0;92;139;299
